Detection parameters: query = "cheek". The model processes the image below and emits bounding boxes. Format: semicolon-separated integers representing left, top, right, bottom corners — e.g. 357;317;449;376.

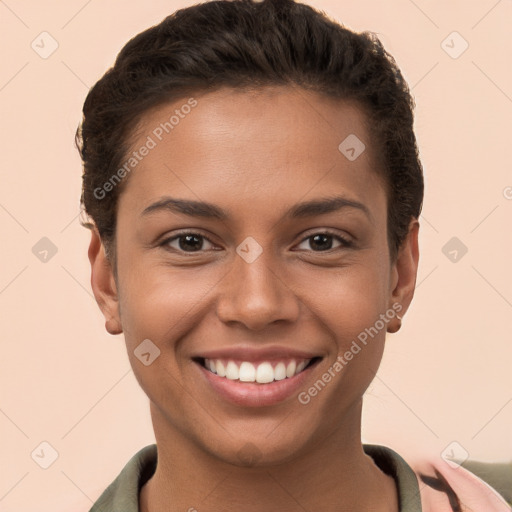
295;257;389;328
117;260;221;351
292;259;390;387
116;267;209;412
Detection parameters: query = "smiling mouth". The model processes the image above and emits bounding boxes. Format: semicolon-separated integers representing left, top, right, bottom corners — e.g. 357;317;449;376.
193;357;322;384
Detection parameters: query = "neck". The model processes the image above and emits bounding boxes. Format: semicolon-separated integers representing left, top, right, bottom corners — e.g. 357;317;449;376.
139;401;398;512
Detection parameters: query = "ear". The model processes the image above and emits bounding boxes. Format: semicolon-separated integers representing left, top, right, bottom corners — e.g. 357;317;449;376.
88;228;123;335
387;218;420;333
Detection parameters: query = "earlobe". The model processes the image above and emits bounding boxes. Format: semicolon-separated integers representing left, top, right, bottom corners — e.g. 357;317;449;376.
387;218;420;333
88;228;123;335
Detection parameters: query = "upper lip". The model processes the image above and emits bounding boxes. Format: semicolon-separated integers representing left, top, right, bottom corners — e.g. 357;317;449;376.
193;345;323;362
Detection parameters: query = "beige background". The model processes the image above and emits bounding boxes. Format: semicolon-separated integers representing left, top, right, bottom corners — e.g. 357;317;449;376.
0;0;511;510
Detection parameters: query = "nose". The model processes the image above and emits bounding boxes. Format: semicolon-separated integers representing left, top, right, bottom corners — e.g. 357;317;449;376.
215;248;300;331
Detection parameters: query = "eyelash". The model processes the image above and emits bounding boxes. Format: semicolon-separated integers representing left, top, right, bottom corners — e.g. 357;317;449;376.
160;230;354;254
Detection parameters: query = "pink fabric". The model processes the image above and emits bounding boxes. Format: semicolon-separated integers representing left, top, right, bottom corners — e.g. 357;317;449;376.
410;456;511;511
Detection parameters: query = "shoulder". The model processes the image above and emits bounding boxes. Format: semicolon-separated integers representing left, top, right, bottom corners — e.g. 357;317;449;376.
461;459;512;503
407;454;511;511
364;444;511;511
89;444;157;512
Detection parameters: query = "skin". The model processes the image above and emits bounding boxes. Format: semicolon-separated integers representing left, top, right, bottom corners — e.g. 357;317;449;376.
88;85;419;512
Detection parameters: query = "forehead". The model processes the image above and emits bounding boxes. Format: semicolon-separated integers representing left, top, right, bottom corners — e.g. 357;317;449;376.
119;86;386;220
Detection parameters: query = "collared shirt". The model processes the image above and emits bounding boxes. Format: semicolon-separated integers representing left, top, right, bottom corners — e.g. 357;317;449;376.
89;443;511;512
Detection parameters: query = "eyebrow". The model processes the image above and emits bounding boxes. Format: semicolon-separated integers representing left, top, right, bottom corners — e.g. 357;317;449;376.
140;195;372;222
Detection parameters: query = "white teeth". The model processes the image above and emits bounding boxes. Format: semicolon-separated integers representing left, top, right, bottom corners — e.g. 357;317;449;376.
296;361;307;373
256;362;274;383
286;361;296;378
216;360;226;377
239;362;256;382
225;361;239;380
274;362;287;380
203;358;313;383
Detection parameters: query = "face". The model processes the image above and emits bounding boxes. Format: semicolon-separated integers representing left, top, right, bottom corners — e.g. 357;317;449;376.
89;86;419;467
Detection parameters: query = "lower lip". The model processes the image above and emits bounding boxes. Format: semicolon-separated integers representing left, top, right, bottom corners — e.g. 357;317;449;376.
196;360;320;407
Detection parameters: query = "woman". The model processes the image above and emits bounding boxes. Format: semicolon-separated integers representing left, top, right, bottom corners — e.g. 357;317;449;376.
76;0;511;510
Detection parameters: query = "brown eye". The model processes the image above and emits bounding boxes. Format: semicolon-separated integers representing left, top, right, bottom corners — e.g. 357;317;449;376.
162;232;216;253
296;231;353;252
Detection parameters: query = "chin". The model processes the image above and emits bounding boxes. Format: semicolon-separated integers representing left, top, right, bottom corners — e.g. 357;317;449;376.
204;432;314;469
